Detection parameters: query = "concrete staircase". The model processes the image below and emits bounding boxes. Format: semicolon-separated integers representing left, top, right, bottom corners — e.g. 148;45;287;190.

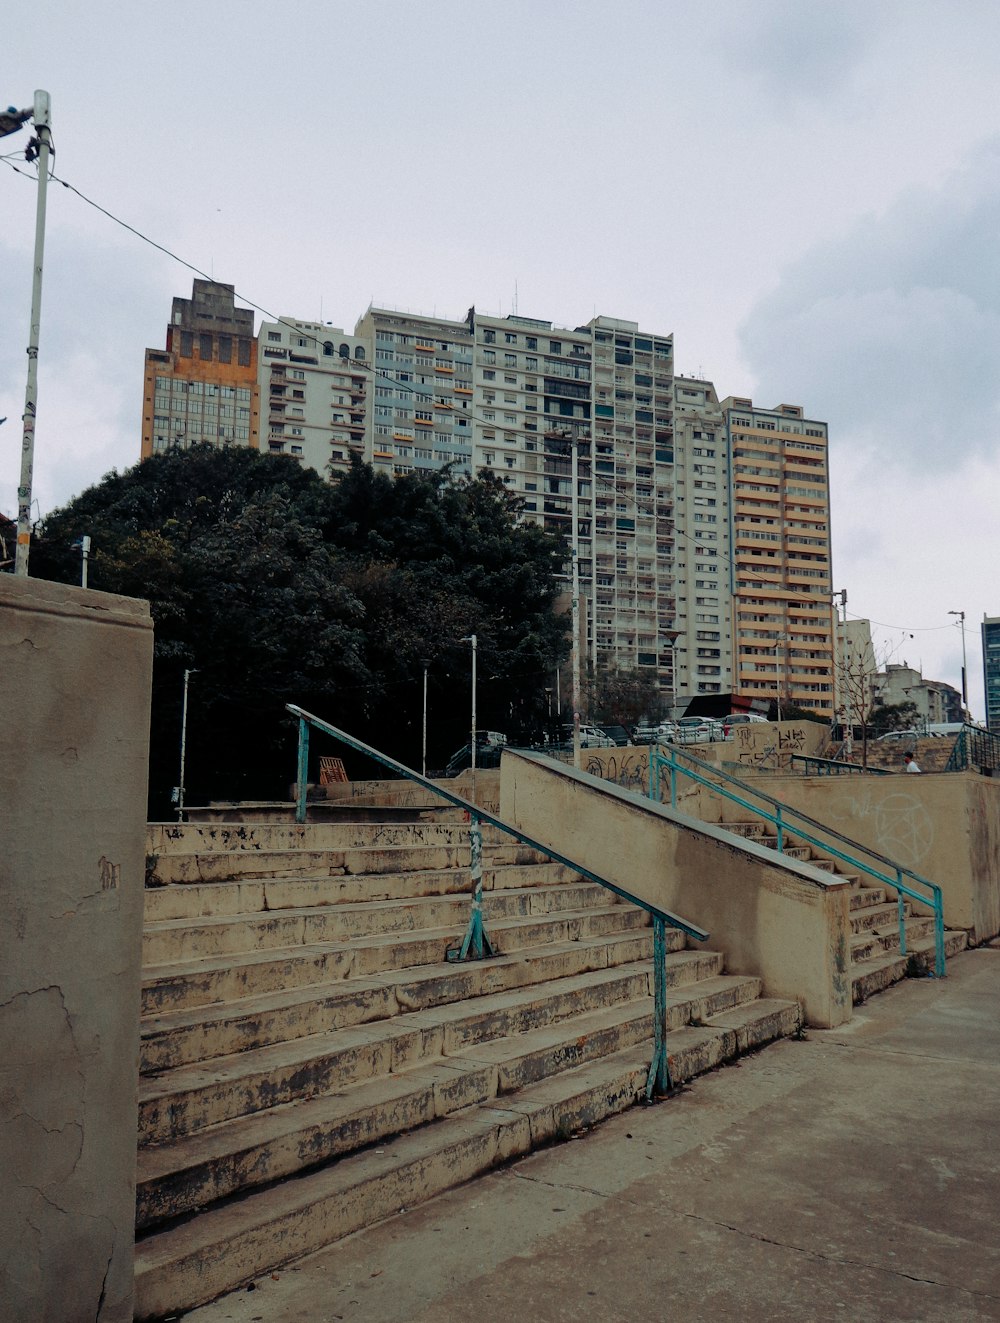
135;811;800;1318
722;820;967;1002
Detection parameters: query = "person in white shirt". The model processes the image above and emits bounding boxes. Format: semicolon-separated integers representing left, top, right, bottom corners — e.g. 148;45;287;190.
904;753;921;773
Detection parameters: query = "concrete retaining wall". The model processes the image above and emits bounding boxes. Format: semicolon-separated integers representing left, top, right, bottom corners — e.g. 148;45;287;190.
673;770;1000;945
0;577;153;1323
500;751;853;1028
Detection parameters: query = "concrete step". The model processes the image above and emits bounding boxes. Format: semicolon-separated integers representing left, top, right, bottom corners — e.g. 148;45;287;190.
142;880;621;964
147;818;517;857
851;917;936;963
137;964;755;1224
148;837;550;887
141;926;665;1018
849;886;888;910
133;998;801;1318
144;899;653;984
143;859;583;923
141;944;721;1074
140;963;756;1146
852;928;969;1002
850;901;912;935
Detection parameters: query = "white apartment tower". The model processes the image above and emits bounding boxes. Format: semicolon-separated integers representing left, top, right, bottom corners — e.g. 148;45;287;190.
354;308;476;478
257;320;371;477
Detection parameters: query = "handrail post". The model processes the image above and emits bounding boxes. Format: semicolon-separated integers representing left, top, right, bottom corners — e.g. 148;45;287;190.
647;746;659;803
896;867;907;956
295;717;309;825
447;811;496;962
646;916;672;1100
935;893;946;978
775;805;784;854
668;745;677;809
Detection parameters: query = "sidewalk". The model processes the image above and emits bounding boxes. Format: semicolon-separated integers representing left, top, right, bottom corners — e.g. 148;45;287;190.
185;948;1000;1323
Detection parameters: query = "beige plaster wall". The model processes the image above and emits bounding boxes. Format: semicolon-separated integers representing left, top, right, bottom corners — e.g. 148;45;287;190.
679;771;1000;944
500;751;853;1028
0;577;153;1323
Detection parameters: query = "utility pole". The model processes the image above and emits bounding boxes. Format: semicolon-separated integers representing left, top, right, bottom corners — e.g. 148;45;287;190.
571;434;581;770
949;610;968;723
7;91;53;576
176;668;197;820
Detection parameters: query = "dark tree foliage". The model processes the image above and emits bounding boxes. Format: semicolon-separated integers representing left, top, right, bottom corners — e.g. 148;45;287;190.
30;447;569;814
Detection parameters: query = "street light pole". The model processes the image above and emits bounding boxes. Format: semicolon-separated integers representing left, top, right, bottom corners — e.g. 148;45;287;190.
421;659;430;778
177;668;197;820
13;91;53;577
949;610;968;723
570;434;581;770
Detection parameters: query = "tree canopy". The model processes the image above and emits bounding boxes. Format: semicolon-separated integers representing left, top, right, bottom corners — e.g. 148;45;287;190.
30;447;569;814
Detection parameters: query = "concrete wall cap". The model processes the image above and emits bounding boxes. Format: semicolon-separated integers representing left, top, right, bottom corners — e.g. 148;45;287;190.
506;749;853;893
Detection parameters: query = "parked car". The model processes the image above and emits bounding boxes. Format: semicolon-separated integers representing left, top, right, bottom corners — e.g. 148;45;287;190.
875;730;920;743
671;717;722;744
568;724;615;748
597;724;632;746
721;712;768;737
444;739;506;777
632;724;659;745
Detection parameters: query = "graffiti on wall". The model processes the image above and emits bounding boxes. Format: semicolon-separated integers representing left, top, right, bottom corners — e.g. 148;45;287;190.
827;789;934;868
586;750;650;794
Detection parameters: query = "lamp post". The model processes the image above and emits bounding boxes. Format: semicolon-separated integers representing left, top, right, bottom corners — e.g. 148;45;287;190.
2;91;53;577
421;658;430;778
948;610;968;723
176;668;197;820
460;634;477;796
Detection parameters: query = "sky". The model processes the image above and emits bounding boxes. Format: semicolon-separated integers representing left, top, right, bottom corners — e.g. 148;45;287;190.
3;0;999;716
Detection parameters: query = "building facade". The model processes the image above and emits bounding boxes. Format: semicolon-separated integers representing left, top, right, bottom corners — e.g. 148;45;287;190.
257;319;370;477
723;397;834;717
141;286;834;714
141;281;259;459
873;663;962;727
982;616;1000;732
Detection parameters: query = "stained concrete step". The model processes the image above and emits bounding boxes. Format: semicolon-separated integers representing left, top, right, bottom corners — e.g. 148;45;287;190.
142;904;652;1003
133;997;801;1320
148;818;519;856
141;941;720;1073
851;917;936;963
144;859;583;923
850;901;912;935
148;839;551;887
850;885;888;910
852;928;969;1002
140;962;755;1146
137;961;749;1224
141;926;661;1018
142;880;622;965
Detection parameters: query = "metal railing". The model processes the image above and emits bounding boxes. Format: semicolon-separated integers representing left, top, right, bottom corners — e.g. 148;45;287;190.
946;723;1000;774
648;742;946;977
790;755;890;777
287;705;709;1100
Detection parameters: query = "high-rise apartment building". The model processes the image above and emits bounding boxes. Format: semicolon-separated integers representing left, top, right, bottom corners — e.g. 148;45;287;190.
141;281;259;459
982;616;1000;732
354;308;476;479
257;319;370;477
672;377;733;703
723;397;834;716
140;284;834;713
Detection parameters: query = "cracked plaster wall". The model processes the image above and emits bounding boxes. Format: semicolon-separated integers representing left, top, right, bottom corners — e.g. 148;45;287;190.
0;576;153;1323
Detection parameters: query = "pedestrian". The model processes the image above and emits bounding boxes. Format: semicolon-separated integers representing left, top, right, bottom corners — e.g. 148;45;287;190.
904;752;921;773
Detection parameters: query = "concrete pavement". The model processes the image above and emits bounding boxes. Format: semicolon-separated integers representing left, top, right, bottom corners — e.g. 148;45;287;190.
182;948;1000;1323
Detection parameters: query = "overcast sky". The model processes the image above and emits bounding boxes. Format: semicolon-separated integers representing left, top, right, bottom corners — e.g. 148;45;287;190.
3;0;999;715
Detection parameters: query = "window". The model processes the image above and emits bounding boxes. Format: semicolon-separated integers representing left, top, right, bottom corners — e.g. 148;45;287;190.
267;330;281;342
483;329;496;343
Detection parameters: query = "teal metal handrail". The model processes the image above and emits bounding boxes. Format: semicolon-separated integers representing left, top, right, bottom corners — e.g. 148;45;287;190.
946;723;1000;773
649;742;946;977
790;755;890;777
287;705;709;1100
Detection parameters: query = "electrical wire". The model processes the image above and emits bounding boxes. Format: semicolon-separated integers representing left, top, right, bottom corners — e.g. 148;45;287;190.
3;156;815;605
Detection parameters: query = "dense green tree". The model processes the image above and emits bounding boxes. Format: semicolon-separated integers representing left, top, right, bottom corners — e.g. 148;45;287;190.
30;447;569;812
584;663;664;728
